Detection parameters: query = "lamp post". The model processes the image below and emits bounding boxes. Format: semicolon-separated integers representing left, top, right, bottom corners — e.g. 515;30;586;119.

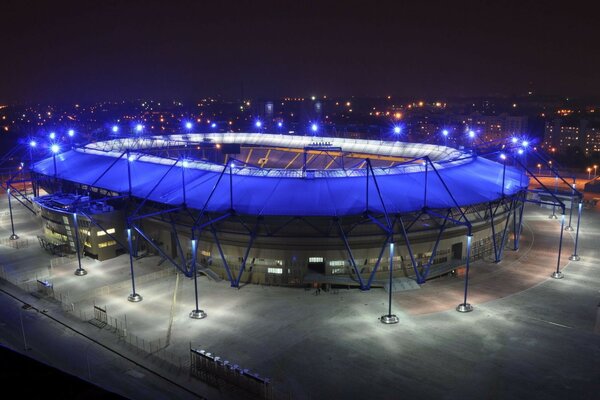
588;167;592;180
73;213;87;276
380;240;399;324
537;163;541;175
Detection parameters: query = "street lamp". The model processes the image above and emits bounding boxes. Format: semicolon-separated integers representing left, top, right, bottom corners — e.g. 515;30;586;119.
587;167;592;180
537;163;541;175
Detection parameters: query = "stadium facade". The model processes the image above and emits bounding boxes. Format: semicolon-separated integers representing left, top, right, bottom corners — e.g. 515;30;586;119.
27;133;531;293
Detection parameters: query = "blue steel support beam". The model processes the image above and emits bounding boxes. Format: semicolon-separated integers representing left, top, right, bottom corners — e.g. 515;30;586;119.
6;184;36;215
397;215;423;283
337;219;367;290
497;197;516;260
232;219;261;288
169;214;188;273
489;203;499;262
78;209;128;250
191;162;231;231
131;224;189;276
210;226;235;284
364;235;391;290
131;159;180;218
424;157;472;227
366;159;392;230
420;210;450;281
128;206;183;222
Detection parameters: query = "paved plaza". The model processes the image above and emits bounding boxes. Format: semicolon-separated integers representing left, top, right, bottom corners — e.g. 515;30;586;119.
0;193;599;399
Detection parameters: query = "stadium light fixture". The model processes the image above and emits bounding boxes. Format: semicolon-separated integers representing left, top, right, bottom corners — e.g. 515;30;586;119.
68;129;75;137
311;123;318;133
522;140;529;147
517;149;524;155
112;125;119;133
128;155;135;162
182;160;189;168
29;140;37;147
468;130;475;138
255;120;262;128
49;132;56;140
442;129;449;136
135;124;144;133
393;126;401;134
211;122;217;129
511;137;518;144
277;121;283;128
185;121;193;130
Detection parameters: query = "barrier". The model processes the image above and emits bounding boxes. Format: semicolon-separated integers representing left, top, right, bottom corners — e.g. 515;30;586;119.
190;347;272;399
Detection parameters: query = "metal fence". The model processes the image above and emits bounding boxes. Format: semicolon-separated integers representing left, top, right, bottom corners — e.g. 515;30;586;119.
190;347;272;399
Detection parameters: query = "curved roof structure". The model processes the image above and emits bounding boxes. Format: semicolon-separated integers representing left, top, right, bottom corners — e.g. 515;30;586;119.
33;133;528;216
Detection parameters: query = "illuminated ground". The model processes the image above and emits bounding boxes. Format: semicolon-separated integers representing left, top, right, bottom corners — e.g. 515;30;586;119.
1;194;599;399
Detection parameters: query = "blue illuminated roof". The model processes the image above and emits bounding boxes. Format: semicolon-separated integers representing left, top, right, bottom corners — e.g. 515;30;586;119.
32;134;528;216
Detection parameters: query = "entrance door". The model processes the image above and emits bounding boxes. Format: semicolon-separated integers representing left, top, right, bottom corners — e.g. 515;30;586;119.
452;243;463;260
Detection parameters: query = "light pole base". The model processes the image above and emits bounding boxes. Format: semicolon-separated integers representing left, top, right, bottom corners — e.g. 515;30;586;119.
564;226;574;231
189;309;207;319
549;214;558;219
380;314;399;324
128;293;143;302
568;254;580;261
9;234;19;240
74;268;87;276
551;271;564;279
456;303;474;313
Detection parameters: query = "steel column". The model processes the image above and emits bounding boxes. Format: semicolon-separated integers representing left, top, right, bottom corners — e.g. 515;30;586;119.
456;234;474;313
189;238;206;319
210;226;235;284
126;227;142;302
380;240;399;324
569;202;582;261
7;188;18;240
551;214;566;279
72;213;87;276
337;220;366;290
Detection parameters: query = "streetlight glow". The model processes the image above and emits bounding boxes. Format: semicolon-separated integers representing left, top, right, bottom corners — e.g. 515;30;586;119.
51;144;60;153
135;124;144;132
112;125;119;133
185;121;193;130
68;129;75;137
49;132;56;140
29;140;37;147
393;126;401;134
311;123;318;132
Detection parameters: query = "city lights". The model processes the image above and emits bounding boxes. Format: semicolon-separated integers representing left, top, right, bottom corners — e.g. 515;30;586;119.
468;130;475;138
311;123;318;132
68;129;75;137
255;120;262;128
185;121;193;130
49;132;56;140
50;144;60;153
135;124;144;132
112;125;119;133
442;129;449;136
29;140;37;147
393;126;401;134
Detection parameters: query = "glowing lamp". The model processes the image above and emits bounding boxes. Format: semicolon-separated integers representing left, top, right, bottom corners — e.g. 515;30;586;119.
51;144;60;153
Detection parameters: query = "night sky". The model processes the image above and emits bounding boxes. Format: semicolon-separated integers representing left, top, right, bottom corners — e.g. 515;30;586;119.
2;0;598;103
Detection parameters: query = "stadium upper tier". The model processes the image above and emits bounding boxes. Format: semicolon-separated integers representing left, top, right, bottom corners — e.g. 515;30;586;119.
33;133;528;216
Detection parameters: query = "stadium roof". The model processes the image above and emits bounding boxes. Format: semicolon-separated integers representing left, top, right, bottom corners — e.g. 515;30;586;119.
33;134;528;216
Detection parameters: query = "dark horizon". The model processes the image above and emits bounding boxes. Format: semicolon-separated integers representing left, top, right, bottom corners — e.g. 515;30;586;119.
2;0;599;103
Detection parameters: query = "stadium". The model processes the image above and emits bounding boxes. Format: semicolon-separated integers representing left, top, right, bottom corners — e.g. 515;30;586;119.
26;133;531;308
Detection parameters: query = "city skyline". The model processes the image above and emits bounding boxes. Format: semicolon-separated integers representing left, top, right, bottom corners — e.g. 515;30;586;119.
2;0;599;103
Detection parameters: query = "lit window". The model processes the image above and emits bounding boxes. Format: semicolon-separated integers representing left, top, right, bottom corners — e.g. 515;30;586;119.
98;240;116;248
97;228;116;236
267;267;283;274
309;257;324;263
200;250;211;257
329;260;345;266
